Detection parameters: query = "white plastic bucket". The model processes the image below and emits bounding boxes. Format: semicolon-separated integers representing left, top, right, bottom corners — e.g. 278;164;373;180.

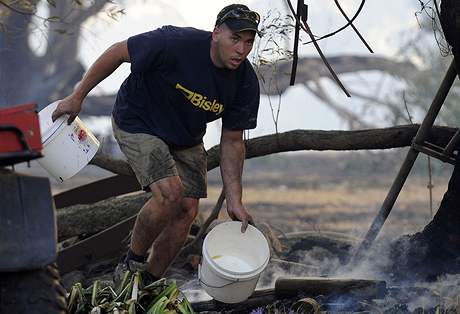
37;101;100;182
199;221;270;303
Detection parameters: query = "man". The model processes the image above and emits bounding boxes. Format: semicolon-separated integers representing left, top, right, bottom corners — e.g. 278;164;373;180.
52;4;261;282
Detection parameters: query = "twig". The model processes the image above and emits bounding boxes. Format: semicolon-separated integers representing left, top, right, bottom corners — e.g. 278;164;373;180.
0;0;35;15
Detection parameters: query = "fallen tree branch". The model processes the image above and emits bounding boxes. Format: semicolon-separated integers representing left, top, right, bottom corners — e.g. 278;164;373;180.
57;192;149;242
89;125;457;176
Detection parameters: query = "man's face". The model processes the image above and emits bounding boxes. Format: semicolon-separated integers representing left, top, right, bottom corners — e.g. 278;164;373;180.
212;25;255;70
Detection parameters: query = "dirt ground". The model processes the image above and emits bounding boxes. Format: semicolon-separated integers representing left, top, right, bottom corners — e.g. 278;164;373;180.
201;151;452;243
13;150;457;312
14;149;453;242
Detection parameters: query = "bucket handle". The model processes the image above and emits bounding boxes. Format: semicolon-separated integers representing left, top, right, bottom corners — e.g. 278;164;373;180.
198;277;241;289
198;264;241;289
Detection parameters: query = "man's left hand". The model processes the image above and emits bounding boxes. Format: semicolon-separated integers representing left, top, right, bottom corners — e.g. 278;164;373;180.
227;205;254;233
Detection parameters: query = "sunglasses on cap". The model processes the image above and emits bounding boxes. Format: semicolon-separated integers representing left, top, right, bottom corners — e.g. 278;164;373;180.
216;7;260;27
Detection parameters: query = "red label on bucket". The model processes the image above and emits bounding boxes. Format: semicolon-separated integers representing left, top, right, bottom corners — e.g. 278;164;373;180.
77;129;87;142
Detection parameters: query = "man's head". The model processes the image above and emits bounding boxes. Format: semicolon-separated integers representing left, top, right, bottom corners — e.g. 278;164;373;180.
215;4;261;37
210;4;261;70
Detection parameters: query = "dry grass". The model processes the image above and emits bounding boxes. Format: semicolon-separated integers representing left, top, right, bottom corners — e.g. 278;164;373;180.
200;176;449;238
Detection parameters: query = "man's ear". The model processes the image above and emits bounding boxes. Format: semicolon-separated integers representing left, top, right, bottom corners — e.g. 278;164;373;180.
212;26;220;42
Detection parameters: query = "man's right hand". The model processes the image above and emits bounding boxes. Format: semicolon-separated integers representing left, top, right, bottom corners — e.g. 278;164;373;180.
51;95;83;124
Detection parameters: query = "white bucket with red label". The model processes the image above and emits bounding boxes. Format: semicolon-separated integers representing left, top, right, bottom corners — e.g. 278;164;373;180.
37;101;100;182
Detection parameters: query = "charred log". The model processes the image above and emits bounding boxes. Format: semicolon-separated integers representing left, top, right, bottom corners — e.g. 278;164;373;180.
388;160;460;281
57;192;149;242
274;277;386;300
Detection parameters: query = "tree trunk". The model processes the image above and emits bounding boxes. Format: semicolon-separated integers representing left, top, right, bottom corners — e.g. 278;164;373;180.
0;1;109;108
388;161;460;281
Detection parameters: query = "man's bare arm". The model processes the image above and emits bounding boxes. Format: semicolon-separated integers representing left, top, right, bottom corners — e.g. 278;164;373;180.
52;40;130;123
220;128;254;232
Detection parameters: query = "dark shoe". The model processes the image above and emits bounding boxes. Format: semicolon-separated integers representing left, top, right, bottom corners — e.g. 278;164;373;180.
113;259;148;288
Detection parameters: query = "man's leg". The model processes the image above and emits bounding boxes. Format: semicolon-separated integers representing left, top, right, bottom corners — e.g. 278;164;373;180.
111;119;189;279
129;176;184;259
147;197;199;277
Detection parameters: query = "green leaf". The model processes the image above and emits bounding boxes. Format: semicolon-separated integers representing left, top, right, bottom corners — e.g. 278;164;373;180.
128;301;137;314
54;29;68;34
46;16;60;22
46;0;56;7
146;296;169;314
146;281;177;310
117;271;132;295
129;272;141;302
143;278;166;291
91;280;100;306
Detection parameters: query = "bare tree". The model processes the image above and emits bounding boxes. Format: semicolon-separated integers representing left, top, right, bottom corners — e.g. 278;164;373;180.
0;0;422;126
0;0;117;107
3;1;460;281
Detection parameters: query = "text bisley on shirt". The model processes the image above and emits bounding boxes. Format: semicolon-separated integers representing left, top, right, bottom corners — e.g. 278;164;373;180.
175;83;224;114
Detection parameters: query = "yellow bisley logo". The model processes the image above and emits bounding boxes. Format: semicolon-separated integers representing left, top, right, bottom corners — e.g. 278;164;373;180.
176;83;224;114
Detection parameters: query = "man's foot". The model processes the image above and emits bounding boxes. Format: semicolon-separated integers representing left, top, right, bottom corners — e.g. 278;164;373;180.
113;258;148;288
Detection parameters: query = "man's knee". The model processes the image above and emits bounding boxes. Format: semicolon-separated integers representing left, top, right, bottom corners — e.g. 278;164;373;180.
178;198;199;223
150;176;184;206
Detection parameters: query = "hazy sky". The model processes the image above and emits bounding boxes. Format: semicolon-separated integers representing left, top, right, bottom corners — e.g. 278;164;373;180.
77;0;420;148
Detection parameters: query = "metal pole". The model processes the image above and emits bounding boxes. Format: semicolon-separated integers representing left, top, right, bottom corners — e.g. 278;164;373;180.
412;61;458;144
351;60;458;263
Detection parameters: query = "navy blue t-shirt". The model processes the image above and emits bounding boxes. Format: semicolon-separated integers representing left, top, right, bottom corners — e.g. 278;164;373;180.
112;26;260;148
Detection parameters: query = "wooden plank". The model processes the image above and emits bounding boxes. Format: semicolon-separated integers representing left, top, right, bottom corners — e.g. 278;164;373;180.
53;174;139;209
57;215;136;274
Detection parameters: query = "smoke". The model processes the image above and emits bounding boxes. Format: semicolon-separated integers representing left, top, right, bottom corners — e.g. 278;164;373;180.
179;229;460;312
404;274;460;312
179;278;213;303
258;245;343;288
256;231;460;312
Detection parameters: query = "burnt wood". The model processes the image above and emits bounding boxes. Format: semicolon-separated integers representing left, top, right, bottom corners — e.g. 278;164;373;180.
274;277;387;300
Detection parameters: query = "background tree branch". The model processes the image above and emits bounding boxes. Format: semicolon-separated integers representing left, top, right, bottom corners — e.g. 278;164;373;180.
89;125;457;176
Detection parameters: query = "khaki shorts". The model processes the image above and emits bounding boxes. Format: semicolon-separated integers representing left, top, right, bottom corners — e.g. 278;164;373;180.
112;118;207;199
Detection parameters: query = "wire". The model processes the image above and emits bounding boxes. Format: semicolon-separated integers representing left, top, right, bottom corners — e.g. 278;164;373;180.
285;0;351;97
333;0;373;53
301;18;351;97
301;0;367;45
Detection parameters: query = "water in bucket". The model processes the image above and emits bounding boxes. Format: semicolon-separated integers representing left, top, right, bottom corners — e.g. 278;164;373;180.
212;255;254;273
200;221;270;303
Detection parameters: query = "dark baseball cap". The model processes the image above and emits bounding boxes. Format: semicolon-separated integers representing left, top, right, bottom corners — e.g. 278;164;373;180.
215;4;262;37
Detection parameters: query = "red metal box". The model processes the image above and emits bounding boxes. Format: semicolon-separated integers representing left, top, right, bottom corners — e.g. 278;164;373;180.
0;103;42;153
